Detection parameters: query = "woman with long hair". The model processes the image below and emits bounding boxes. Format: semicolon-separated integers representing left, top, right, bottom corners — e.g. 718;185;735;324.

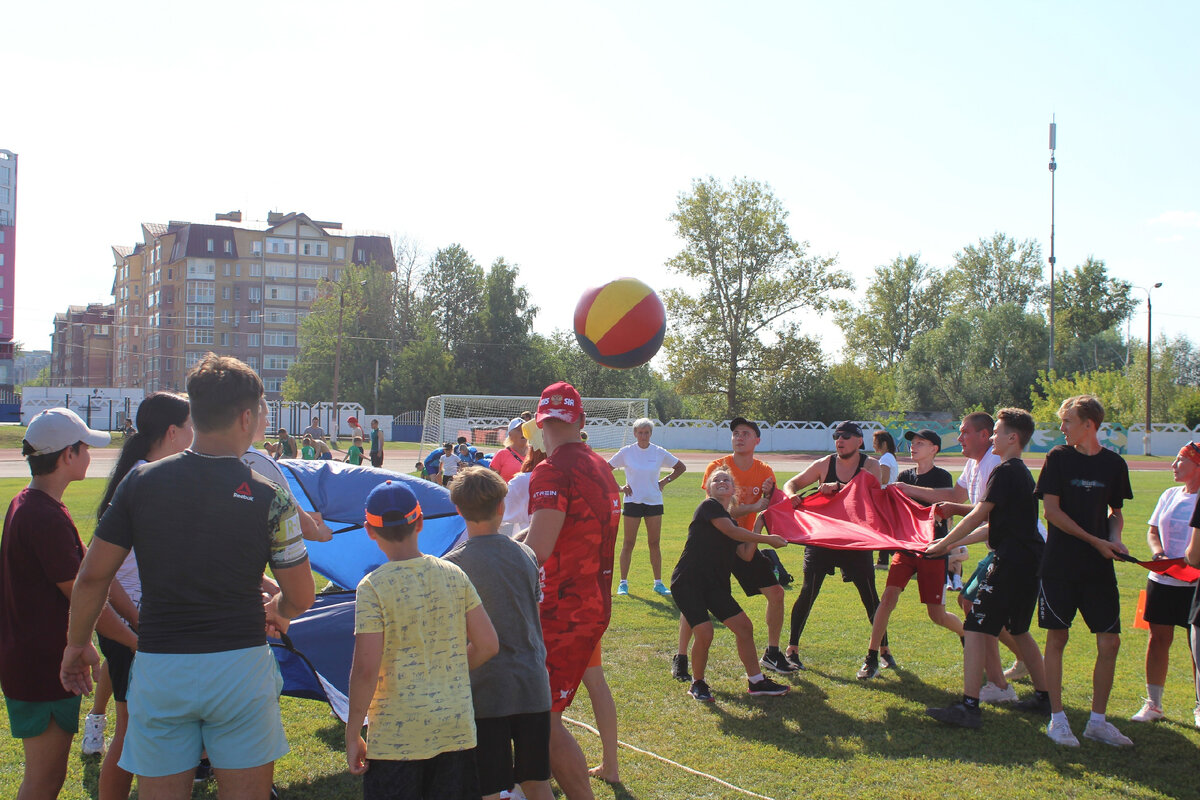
94;391;192;799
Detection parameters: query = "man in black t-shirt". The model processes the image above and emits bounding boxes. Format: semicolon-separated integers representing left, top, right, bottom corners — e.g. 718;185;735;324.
858;429;963;680
1037;395;1134;748
62;355;316;795
924;409;1050;729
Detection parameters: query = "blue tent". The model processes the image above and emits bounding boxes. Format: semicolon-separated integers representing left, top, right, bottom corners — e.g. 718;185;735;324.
269;461;465;719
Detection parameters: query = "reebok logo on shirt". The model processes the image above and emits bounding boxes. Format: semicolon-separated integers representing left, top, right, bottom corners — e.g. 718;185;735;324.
233;482;254;501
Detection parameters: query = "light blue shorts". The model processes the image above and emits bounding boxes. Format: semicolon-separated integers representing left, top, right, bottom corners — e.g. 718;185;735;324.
120;645;289;777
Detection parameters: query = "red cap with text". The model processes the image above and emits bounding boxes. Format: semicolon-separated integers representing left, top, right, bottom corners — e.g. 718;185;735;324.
536;381;585;427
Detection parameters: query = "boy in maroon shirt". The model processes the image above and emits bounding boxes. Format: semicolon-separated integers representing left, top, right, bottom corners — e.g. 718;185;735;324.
1;408;134;799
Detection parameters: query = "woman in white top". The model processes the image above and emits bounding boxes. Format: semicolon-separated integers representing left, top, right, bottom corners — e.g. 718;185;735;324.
608;418;686;596
1131;442;1200;724
500;420;546;538
872;430;899;568
90;391;193;797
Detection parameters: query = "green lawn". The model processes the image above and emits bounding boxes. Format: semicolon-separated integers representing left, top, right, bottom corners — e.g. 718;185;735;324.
0;468;1194;799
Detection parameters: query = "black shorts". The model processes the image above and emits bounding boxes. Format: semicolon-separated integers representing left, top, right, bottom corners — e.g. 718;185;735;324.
1143;579;1195;628
963;555;1039;637
803;545;873;577
1038;572;1121;634
371;452;384;469
97;634;135;703
474;711;551;794
364;748;479;800
622;502;664;519
672;577;744;627
732;549;781;596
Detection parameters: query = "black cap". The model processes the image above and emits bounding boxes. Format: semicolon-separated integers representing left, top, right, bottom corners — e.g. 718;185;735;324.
729;416;761;437
904;429;942;450
833;421;863;437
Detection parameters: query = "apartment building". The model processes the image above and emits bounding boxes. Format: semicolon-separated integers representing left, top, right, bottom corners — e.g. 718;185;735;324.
50;303;114;387
110;211;394;396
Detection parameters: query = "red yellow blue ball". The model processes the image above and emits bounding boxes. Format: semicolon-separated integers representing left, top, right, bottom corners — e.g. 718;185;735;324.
573;278;666;369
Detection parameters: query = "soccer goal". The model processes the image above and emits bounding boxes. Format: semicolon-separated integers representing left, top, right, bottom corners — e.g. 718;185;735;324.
420;394;650;457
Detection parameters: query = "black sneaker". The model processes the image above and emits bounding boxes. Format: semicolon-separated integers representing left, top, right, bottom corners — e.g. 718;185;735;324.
856;653;880;680
880;651;898;670
747;676;790;696
194;758;213;783
671;653;692;682
1014;694;1052;716
760;649;799;674
688;679;714;702
926;702;982;729
786;650;806;671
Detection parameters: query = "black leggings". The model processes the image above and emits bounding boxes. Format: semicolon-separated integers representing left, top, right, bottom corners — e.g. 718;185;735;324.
789;546;887;648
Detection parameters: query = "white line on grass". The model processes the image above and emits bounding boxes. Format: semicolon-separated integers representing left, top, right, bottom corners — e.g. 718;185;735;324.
563;716;780;800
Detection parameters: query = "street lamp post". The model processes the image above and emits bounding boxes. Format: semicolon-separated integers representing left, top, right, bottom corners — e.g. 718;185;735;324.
331;286;345;444
1136;282;1163;455
1047;118;1057;374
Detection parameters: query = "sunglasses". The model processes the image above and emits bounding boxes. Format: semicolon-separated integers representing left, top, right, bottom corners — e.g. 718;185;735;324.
832;432;858;441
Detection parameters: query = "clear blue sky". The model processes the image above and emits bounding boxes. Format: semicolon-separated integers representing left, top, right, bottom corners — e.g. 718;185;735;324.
4;1;1196;356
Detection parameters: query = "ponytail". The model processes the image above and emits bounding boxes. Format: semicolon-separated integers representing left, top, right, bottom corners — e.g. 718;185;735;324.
98;392;190;519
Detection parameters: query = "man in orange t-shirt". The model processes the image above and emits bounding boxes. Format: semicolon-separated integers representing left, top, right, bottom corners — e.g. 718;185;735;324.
670;417;796;682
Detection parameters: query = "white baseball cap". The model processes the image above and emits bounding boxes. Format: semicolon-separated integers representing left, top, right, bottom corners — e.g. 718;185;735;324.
23;408;111;455
507;417;524;434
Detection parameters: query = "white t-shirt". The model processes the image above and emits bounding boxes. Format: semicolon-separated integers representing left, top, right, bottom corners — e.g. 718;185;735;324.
958;451;1002;504
500;472;533;538
877;452;899;485
113;459;148;606
609;442;681;505
441;453;462;477
1147;486;1199;587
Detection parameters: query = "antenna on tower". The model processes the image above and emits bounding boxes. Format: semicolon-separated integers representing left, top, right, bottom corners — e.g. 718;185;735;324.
1047;115;1058;374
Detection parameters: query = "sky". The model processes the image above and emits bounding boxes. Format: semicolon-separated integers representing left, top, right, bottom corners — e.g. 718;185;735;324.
3;1;1197;359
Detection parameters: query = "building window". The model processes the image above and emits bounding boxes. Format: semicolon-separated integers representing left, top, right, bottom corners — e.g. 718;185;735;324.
224;264;231;277
222;310;230;324
267;285;296;301
249;263;262;277
185;351;202;368
235;263;241;277
207;238;214;252
234;286;241;300
263;378;284;392
186;305;215;327
186;282;215;303
249;310;260;324
222;286;230;300
298;286;317;302
248;334;260;347
298;264;328;280
263;332;295;348
247;356;258;369
220;333;229;347
265;263;296;279
249;287;261;303
335;246;345;260
233;334;240;347
187;329;214;345
224;241;232;254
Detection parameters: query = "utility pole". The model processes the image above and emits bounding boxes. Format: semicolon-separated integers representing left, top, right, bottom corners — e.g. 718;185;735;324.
331;286;345;444
1141;282;1163;456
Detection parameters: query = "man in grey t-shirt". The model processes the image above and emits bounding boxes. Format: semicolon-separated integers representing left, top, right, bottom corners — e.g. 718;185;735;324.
444;466;554;800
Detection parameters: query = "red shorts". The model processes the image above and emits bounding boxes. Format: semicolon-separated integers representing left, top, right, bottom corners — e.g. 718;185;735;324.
587;641;603;669
885;551;947;605
542;615;607;712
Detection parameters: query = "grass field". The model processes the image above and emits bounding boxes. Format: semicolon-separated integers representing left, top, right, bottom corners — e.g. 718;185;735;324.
0;467;1195;799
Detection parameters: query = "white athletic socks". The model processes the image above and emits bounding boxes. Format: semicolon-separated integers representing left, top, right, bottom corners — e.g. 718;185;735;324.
1148;684;1165;706
1089;711;1106;725
1051;710;1069;727
748;673;764;684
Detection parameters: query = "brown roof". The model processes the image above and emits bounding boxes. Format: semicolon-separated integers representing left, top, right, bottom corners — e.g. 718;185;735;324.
351;235;396;270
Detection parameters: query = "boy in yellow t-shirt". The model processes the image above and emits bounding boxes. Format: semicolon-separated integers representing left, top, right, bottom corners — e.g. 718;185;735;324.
345;480;499;799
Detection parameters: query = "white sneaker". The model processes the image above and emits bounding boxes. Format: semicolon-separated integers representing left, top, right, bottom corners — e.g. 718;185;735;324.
1130;700;1164;722
81;713;106;755
949;574;963;591
1194;704;1200;729
1004;660;1029;682
1083;718;1133;747
979;681;1018;704
1046;718;1080;747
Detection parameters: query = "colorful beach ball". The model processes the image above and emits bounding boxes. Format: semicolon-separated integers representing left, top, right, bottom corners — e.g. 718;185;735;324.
573;278;666;369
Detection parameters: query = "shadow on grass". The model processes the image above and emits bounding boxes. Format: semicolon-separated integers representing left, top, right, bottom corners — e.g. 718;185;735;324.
615;592;681;621
705;671;1197;799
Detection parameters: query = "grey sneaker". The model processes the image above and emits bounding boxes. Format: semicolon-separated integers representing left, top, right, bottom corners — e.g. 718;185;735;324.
785;650;806;671
926;702;982;729
1046;718;1080;747
979;682;1018;704
1083;718;1133;747
81;713;105;755
671;653;691;682
688;679;714;702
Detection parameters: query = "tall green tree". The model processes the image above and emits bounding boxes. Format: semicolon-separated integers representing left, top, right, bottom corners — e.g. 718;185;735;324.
837;254;948;369
896;304;1047;414
283;263;398;407
472;257;539;395
420;244;485;355
1051;256;1134;373
947;232;1044;312
662;176;852;417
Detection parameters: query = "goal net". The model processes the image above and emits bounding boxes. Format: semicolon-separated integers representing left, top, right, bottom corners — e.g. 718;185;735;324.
420;395;649;457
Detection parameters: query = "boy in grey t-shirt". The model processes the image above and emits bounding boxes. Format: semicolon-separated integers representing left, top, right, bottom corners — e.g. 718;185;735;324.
444;467;553;800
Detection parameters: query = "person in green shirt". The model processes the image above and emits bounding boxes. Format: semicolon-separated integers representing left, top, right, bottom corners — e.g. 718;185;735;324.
345;436;364;466
300;436;316;460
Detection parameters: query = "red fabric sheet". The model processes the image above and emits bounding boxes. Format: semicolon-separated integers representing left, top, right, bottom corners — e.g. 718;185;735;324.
761;471;937;551
1122;556;1200;584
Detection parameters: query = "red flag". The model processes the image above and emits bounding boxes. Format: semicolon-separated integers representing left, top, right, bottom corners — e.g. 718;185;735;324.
1119;555;1200;584
761;472;937;551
